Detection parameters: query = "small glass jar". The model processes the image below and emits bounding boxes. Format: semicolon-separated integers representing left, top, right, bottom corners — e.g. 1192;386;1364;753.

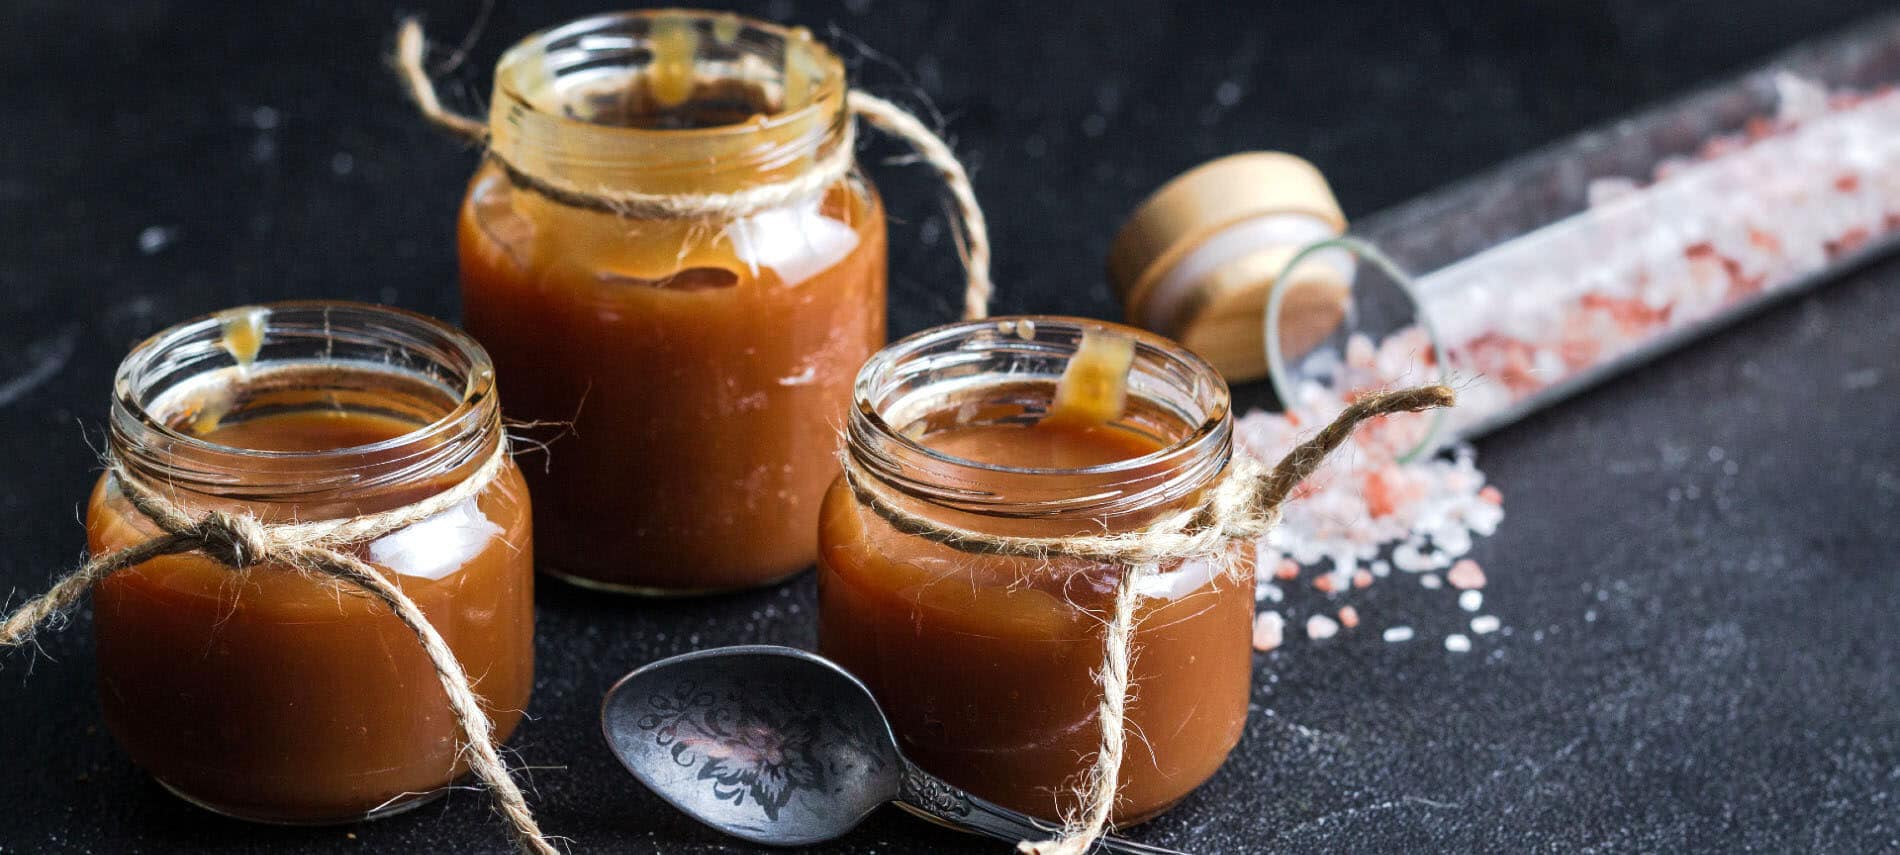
88;302;534;824
459;10;886;594
818;317;1252;825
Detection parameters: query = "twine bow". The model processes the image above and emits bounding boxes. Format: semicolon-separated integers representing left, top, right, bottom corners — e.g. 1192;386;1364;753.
844;385;1455;854
0;445;558;855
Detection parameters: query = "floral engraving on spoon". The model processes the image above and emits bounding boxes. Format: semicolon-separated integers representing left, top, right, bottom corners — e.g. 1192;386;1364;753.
635;680;886;821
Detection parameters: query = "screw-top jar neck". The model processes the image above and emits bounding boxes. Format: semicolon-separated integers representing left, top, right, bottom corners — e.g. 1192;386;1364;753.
846;317;1233;526
108;302;502;516
487;9;850;199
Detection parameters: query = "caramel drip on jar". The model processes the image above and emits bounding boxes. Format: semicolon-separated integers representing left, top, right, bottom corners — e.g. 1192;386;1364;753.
1044;328;1136;429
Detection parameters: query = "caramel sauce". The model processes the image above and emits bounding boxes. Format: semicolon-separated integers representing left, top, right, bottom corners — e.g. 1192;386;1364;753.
88;409;534;823
217;306;268;369
1043;328;1137;430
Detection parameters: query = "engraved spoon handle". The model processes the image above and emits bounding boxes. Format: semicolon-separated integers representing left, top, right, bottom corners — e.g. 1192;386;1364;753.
897;760;1186;855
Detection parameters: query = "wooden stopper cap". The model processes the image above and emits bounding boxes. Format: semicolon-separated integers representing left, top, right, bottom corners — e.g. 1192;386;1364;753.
1107;152;1349;382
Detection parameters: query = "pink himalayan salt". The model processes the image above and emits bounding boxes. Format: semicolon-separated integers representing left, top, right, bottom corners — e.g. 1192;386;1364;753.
1337;605;1361;629
1448;559;1487;590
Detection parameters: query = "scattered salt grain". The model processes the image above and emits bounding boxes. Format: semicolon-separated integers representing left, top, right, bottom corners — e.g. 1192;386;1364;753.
1337;606;1360;629
1273;559;1300;581
1254;582;1283;603
1444;634;1472;653
1252;612;1285;652
1305;614;1340;641
1312;574;1338;594
138;226;176;255
1448;559;1487;589
1459;589;1484;612
1471;615;1502;635
1419;573;1443;590
1352;569;1373;589
1383;626;1415;643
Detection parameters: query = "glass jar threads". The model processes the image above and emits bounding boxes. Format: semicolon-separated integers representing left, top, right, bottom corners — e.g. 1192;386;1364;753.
458;10;887;594
818;317;1253;825
88;302;534;824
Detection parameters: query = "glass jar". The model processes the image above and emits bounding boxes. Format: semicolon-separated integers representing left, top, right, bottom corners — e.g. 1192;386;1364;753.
458;10;886;594
88;302;534;824
1268;17;1900;453
818;317;1252;825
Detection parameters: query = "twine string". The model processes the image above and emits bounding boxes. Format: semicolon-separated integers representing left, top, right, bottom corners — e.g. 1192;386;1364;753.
394;17;992;320
0;446;557;855
844;386;1455;854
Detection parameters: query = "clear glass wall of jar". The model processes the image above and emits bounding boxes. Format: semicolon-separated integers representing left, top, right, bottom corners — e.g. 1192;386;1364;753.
88;302;534;824
459;10;887;594
818;318;1253;825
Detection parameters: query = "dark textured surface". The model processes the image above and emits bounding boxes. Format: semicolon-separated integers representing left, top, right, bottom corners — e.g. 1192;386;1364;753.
2;1;1897;852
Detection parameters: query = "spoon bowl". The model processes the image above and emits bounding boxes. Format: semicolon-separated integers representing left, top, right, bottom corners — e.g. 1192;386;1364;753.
601;645;899;846
603;645;1184;853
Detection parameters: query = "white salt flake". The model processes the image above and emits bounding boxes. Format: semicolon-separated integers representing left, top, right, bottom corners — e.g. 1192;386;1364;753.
138;226;176;255
1305;614;1340;641
1459;589;1484;612
1419;573;1443;590
1444;634;1472;653
1383;626;1416;643
1252;612;1285;652
1471;615;1502;635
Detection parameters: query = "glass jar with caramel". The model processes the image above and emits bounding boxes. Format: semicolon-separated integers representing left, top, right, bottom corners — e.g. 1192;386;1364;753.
459;10;886;594
818;318;1253;825
89;302;534;824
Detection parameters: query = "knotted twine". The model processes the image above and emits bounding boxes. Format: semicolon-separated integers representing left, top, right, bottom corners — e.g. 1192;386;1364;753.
394;17;994;321
843;385;1456;854
0;444;557;855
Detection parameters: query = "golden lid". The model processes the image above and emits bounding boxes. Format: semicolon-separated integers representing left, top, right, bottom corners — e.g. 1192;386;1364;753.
1106;152;1348;382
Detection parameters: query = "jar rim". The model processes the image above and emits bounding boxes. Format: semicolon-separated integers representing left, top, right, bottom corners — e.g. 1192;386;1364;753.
107;301;502;507
493;9;846;141
112;300;494;462
847;316;1232;519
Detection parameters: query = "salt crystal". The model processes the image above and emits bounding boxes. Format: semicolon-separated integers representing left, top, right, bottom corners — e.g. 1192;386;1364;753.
1337;606;1360;629
1352;569;1373;589
1393;542;1435;573
1312;574;1337;594
1459;589;1483;612
1254;582;1283;603
138;226;176;255
1419;574;1443;589
1444;634;1472;653
1448;559;1487;589
1471;615;1502;635
1305;614;1339;641
1273;559;1300;581
1383;626;1415;643
1252;612;1285;652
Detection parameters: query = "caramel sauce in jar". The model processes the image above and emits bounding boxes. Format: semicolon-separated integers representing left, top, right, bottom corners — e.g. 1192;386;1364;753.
88;303;533;824
459;11;885;594
819;319;1252;824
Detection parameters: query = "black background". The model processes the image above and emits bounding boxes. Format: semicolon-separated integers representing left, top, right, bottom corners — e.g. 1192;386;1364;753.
2;1;1897;852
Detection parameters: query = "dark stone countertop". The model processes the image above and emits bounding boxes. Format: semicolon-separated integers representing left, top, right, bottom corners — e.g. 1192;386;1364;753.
1;1;1895;852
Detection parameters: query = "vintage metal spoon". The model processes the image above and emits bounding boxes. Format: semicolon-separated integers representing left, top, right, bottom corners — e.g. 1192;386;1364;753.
602;645;1183;853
